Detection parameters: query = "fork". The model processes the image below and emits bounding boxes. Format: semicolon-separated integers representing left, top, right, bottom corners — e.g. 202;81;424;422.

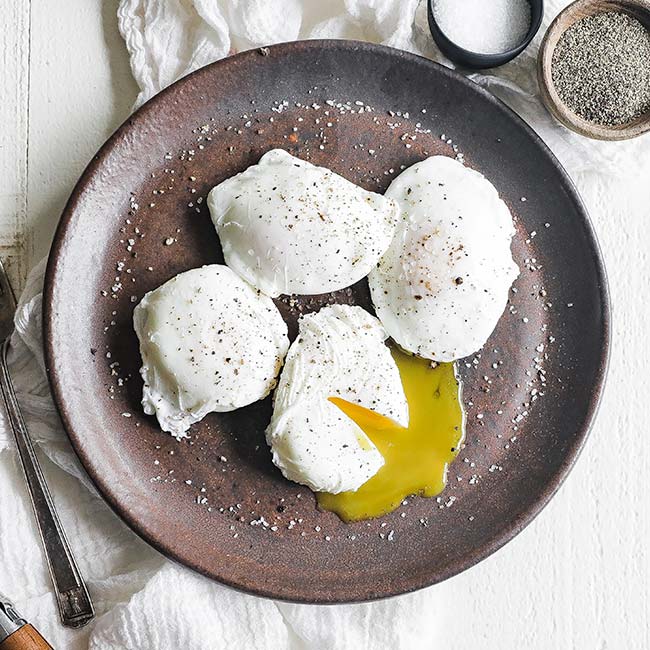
0;259;94;629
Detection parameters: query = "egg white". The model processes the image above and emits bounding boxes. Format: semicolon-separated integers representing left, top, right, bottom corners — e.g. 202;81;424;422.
266;304;408;494
369;156;520;362
207;149;400;297
134;265;289;439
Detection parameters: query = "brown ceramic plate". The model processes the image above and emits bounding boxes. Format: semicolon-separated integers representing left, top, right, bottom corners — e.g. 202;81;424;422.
43;41;609;603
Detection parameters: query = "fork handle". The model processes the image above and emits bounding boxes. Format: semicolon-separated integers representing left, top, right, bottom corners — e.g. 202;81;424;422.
0;339;94;629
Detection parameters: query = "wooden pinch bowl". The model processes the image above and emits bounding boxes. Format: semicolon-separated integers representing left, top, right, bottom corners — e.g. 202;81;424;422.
538;0;650;140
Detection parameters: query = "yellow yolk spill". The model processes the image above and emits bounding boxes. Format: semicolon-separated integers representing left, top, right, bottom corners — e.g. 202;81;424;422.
317;347;465;522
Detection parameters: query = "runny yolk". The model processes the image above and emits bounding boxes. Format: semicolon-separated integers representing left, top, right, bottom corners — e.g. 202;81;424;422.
316;347;465;522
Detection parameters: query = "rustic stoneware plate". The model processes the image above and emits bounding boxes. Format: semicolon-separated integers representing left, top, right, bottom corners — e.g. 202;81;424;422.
43;41;609;603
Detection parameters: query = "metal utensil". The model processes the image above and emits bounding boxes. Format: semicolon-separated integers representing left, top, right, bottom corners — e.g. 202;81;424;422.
0;259;94;629
0;593;53;649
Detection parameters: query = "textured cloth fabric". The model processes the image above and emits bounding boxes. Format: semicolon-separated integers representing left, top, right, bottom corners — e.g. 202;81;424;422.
2;263;440;649
0;1;646;648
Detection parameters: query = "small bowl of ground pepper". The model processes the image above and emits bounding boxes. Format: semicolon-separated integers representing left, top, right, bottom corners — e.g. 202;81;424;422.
538;0;650;140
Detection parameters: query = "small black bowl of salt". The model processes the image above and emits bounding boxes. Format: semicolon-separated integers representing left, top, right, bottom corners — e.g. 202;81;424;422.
428;0;544;69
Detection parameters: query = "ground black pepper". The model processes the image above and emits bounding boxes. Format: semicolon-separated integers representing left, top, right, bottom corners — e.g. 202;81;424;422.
552;11;650;126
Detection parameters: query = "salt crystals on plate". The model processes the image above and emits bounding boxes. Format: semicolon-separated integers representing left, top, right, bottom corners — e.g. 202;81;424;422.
433;0;532;55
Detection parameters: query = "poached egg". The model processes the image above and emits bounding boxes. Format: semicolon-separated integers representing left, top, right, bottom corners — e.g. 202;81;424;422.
368;156;519;362
207;149;400;297
266;304;408;494
134;265;289;438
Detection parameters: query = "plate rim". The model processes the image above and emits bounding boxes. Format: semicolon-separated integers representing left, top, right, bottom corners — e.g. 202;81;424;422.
42;39;611;604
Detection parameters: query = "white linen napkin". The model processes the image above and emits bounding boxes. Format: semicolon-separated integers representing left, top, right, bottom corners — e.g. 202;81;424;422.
2;269;441;649
1;1;645;648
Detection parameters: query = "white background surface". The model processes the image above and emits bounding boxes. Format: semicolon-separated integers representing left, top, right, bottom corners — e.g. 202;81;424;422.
1;1;648;648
